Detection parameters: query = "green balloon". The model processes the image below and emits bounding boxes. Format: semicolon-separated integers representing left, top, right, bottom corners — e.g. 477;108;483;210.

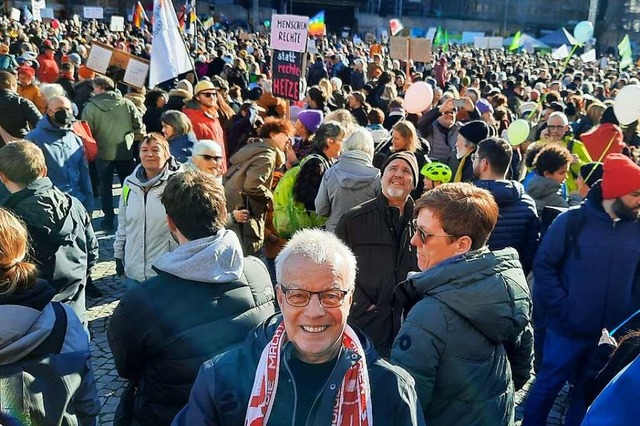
507;119;530;146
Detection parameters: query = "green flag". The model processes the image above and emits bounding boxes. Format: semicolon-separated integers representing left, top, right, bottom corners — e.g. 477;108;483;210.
618;34;633;70
443;30;449;52
509;31;522;51
434;26;443;46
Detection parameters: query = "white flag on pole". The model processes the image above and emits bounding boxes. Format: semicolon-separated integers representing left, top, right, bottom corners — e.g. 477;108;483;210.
551;44;570;60
580;49;597;63
149;0;193;88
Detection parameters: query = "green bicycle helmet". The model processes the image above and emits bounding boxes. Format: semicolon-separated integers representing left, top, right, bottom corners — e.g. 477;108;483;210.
420;162;452;183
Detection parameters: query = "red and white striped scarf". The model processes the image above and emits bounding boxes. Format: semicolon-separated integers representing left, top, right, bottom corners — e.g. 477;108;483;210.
244;322;373;426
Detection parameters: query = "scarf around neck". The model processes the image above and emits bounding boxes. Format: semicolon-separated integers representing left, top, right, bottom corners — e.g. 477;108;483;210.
245;322;373;426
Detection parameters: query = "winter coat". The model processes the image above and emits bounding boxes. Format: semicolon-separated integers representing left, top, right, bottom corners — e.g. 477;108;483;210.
418;118;461;165
17;83;47;113
168;132;197;163
36;54;59;83
182;101;226;168
26;115;93;211
293;146;332;212
0;279;100;425
351;106;369;127
0;53;18;72
73;80;94;117
307;60;328;86
474;180;540;274
108;231;277;426
143;106;165;134
351;69;366;90
224;139;283;256
0;88;41;142
368;124;391;148
172;314;426;426
391;248;533;426
581;352;640;426
113;160;182;282
580;123;626;163
335;194;419;357
533;182;640;339
81;91;144;161
315;150;380;232
537;135;592;193
1;178;98;323
526;175;568;216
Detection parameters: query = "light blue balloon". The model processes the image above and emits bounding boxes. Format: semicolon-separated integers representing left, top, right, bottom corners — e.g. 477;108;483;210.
574;21;594;44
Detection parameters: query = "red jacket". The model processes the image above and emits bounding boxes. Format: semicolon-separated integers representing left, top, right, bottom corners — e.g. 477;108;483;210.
182;102;227;172
36;54;59;83
581;123;625;163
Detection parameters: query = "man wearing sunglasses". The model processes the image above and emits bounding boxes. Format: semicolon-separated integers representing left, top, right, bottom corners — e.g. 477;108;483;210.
174;229;425;426
391;183;533;426
183;80;226;170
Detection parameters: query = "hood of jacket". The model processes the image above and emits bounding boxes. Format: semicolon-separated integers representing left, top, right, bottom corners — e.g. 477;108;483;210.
2;178;74;246
333;151;380;190
411;247;530;343
153;229;244;283
474;179;527;207
87;91;125;113
128;156;182;188
0;279;57;365
229;139;284;168
526;174;562;199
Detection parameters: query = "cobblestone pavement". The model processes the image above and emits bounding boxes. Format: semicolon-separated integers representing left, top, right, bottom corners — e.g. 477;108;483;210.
86;193;568;426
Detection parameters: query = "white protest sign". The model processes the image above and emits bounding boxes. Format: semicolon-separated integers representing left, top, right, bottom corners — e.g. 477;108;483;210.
551;44;570;60
83;7;104;19
86;43;113;74
110;16;125;32
581;49;597;63
270;14;309;52
123;58;150;88
41;8;54;19
307;37;318;54
10;8;20;22
488;37;504;49
426;27;437;41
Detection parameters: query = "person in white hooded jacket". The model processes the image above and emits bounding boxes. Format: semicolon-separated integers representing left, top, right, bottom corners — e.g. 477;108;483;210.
113;132;182;288
107;171;276;426
315;128;380;232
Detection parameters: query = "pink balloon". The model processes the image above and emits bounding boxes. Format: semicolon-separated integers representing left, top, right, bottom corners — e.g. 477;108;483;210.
404;82;434;114
51;19;60;29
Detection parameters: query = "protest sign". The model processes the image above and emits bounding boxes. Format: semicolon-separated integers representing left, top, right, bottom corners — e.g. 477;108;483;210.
272;49;305;101
110;16;125;32
390;37;432;63
86;43;113;74
270;14;309;52
41;8;54;19
84;7;104;19
123;58;150;88
10;8;20;21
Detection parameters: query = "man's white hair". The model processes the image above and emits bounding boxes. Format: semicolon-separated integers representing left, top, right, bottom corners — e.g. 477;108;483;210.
343;127;375;162
548;111;569;126
275;229;357;289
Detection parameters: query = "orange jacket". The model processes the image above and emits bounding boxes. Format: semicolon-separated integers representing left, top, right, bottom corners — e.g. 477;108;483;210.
18;84;47;113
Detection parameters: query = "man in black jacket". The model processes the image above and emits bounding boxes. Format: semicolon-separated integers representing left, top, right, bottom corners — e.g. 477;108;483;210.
335;152;420;357
107;172;276;426
473;137;540;274
0;71;41;145
0;141;98;324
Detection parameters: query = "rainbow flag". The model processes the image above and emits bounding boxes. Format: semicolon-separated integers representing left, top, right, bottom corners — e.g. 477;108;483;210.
308;11;325;36
132;1;148;29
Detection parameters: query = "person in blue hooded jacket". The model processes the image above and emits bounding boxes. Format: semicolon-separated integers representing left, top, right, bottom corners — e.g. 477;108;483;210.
26;95;93;212
524;153;640;426
472;137;540;274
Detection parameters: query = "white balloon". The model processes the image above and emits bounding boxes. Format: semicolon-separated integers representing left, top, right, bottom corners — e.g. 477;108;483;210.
404;82;434;114
614;85;640;125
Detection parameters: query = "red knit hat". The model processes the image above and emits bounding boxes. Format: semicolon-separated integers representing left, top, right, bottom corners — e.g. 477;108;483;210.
17;66;35;78
602;153;640;199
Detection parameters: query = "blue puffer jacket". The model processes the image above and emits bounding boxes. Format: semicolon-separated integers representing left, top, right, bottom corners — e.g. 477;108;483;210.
26;116;93;212
474;179;540;274
533;182;640;339
169;132;197;163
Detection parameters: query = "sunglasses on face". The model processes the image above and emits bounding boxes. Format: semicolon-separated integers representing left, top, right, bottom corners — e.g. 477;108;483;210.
199;154;223;162
412;219;455;244
200;91;217;98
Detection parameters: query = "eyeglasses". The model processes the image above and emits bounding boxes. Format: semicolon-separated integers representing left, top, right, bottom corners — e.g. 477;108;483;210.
546;125;565;131
279;284;350;308
412;219;455;244
198;154;223;162
200;91;218;98
470;153;480;162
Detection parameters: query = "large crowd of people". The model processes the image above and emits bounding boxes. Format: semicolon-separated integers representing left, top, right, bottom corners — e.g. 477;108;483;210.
1;12;640;426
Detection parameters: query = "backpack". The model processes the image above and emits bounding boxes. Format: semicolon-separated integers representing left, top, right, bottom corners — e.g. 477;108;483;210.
272;154;329;239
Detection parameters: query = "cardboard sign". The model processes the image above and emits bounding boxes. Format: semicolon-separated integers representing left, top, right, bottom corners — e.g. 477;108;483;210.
83;7;103;19
272;49;305;101
390;37;409;61
390;37;432;63
123;58;150;88
10;8;20;21
86;43;113;74
110;48;131;69
239;32;255;41
110;16;125;32
270;14;309;52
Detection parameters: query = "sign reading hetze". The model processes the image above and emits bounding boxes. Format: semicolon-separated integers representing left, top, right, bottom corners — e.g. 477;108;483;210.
270;14;309;52
272;49;306;101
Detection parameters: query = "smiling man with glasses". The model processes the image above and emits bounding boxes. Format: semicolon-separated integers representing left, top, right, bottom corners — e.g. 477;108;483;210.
391;183;533;426
174;229;425;426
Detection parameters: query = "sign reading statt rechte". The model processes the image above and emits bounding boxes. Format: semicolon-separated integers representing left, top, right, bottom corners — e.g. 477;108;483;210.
270;14;309;52
272;49;306;101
